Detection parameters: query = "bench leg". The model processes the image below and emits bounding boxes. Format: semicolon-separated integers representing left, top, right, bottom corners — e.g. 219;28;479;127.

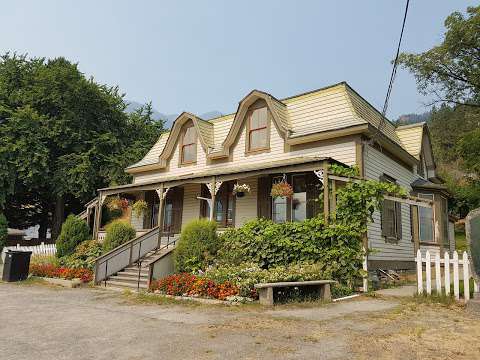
258;287;274;306
319;284;332;302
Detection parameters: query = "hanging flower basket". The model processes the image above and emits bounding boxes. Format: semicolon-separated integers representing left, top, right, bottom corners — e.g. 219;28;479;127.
271;181;293;198
106;197;130;211
132;200;148;218
233;184;251;198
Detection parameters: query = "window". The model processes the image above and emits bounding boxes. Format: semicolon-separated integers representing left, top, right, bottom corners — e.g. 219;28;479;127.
380;174;401;241
271;174;308;223
418;193;434;243
181;125;196;164
247;107;268;152
292;175;307;222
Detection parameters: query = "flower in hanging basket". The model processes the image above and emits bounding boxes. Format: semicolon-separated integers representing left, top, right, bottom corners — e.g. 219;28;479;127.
106;197;129;211
233;184;251;197
271;181;293;198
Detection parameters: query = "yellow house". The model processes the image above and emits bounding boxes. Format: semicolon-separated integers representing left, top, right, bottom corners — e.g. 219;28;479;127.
89;82;452;287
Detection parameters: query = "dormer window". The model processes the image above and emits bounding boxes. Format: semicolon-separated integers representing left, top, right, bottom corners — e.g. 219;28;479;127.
246;106;269;153
181;124;197;164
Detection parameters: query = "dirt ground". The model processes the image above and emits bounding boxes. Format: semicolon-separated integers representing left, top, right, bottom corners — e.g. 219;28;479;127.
1;280;479;360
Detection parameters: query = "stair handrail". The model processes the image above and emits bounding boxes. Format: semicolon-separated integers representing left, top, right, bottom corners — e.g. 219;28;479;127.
94;226;160;284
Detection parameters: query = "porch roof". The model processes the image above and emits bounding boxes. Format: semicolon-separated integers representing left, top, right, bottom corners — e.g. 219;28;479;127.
99;156;338;195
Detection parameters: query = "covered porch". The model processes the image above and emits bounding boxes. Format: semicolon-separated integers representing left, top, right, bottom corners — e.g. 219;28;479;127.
91;156;342;241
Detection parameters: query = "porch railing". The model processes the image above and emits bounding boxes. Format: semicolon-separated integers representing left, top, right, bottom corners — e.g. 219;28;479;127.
94;226;161;284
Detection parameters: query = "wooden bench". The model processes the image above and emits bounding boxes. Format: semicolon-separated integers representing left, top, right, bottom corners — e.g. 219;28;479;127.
254;280;336;305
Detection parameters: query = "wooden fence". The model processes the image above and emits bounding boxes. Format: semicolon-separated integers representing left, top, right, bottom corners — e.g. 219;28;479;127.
416;249;478;302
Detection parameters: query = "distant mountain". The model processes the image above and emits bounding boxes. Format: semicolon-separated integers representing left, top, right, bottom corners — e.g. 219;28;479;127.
396;111;431;126
125;100;222;129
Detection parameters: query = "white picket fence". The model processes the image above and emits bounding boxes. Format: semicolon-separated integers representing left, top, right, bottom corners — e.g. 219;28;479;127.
416;249;478;302
1;242;56;261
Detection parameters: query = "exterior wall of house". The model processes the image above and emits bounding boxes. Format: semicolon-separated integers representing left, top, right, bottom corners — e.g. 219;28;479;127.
132;121;358;185
234;177;258;227
364;145;417;263
181;183;202;229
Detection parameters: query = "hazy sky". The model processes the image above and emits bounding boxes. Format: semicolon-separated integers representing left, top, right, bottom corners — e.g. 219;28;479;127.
1;1;476;121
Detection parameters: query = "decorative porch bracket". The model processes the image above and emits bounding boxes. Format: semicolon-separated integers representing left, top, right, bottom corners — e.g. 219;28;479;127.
206;177;222;221
313;169;324;184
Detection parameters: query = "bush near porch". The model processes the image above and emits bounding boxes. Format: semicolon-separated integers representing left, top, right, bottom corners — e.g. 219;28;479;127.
102;219;136;252
173;219;221;273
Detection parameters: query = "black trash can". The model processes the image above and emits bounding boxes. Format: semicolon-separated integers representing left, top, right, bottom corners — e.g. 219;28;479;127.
2;250;32;282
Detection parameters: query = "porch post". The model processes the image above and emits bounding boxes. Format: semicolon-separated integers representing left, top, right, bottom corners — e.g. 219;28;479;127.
210;176;216;222
93;192;105;241
156;184;165;247
322;160;330;223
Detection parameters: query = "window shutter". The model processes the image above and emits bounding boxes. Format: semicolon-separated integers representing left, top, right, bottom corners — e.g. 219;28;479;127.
380;201;387;237
396;202;402;240
257;176;272;219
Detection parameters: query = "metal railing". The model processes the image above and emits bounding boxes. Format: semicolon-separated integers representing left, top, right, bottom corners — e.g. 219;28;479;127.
94;227;161;284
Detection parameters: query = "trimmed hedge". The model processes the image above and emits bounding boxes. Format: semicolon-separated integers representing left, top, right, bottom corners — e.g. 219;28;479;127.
56;215;90;258
174;219;220;273
102;220;136;252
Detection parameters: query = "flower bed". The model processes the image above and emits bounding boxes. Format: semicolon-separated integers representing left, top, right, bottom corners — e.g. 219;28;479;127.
150;273;238;300
30;263;93;283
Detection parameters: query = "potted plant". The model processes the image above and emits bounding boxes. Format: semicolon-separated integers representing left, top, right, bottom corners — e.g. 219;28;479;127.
233;183;251;198
132;200;148;218
270;181;293;198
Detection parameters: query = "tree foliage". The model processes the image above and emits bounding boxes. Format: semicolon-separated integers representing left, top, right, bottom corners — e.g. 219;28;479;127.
0;53;163;238
398;6;480;107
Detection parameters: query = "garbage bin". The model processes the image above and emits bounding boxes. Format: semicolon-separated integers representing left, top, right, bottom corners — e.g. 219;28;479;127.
2;250;32;282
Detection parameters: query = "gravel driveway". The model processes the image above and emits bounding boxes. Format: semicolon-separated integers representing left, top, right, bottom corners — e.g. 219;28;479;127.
1;281;478;359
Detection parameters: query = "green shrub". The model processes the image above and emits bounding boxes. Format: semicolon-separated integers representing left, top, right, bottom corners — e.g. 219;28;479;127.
0;213;7;253
60;240;103;270
217;217;364;285
102;220;136;252
56;215;90;258
205;262;337;298
174;219;220;273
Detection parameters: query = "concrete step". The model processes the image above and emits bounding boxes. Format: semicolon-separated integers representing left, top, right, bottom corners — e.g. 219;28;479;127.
123;266;149;272
105;280;148;290
109;275;148;283
117;271;149;279
121;268;149;276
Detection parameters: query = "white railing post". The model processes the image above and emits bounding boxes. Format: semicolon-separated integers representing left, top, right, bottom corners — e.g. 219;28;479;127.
463;251;470;302
453;251;459;300
416;249;423;294
444;252;450;296
435;253;441;294
425;250;431;295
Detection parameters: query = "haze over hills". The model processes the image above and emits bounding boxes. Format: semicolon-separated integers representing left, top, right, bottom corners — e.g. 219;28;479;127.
395;111;431;126
125;100;223;129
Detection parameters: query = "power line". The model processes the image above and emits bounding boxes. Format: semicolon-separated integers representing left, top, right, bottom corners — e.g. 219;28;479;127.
371;0;410;146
